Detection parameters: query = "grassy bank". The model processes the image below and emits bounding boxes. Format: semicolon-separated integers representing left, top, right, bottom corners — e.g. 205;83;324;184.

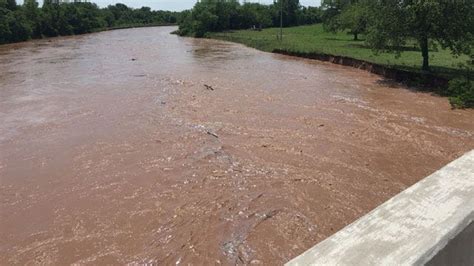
210;24;473;108
210;24;471;79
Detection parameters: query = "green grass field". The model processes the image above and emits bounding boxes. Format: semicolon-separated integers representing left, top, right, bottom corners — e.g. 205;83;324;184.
210;24;471;78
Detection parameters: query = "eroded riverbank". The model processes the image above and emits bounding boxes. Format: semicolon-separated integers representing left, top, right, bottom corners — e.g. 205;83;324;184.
1;26;473;264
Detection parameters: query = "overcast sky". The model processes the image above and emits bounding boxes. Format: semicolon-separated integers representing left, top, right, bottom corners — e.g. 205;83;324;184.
18;0;321;11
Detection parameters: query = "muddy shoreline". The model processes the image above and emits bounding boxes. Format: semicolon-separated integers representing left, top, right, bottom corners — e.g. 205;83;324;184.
273;49;449;89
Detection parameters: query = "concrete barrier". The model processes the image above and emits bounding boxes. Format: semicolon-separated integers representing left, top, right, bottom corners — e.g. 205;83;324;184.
286;150;474;266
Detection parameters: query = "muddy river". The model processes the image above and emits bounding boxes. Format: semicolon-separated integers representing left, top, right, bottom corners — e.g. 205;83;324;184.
0;26;473;264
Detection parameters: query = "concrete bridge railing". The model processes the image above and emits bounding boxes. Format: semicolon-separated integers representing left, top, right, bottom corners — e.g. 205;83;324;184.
286;150;474;266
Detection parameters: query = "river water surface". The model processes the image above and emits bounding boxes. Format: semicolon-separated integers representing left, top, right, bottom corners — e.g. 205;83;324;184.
1;26;473;264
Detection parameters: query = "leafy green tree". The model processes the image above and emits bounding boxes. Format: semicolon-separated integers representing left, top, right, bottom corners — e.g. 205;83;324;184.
283;0;300;26
177;10;193;36
1;0;34;43
74;3;105;33
23;0;42;38
0;7;12;44
6;10;32;42
101;9;115;27
40;1;60;36
296;6;323;25
255;5;273;28
214;0;239;31
191;2;218;37
321;0;352;31
272;0;300;27
0;0;180;45
178;0;240;37
366;0;474;72
5;0;16;10
252;4;273;28
236;3;272;29
337;0;369;40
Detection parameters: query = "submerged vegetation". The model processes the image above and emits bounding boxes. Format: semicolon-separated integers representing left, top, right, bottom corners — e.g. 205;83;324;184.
0;0;180;44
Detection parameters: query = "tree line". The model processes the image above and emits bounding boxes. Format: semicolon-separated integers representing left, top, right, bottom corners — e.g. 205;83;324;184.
178;0;473;73
177;0;323;37
321;0;474;72
0;0;181;44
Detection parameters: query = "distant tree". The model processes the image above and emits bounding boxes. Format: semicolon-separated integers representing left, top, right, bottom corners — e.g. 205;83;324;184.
284;0;300;26
1;0;34;43
0;7;12;43
6;0;16;10
255;5;273;28
106;3;131;24
42;0;53;8
101;9;115;27
40;0;59;36
6;10;32;42
321;0;352;31
272;0;300;27
178;0;241;37
337;0;369;40
236;3;272;29
23;0;42;38
0;0;180;45
134;7;153;24
192;2;218;37
177;10;193;36
215;0;239;30
72;3;105;34
366;0;474;72
296;6;323;25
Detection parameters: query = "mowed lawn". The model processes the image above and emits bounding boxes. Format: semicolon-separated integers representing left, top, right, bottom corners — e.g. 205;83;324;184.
210;24;471;77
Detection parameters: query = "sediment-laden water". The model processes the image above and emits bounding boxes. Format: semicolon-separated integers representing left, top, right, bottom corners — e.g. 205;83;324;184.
1;26;473;264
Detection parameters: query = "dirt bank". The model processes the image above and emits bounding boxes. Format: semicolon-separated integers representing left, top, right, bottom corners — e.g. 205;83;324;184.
273;49;450;89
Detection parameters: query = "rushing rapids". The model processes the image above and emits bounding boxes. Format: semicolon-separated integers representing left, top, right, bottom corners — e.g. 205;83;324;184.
1;26;473;264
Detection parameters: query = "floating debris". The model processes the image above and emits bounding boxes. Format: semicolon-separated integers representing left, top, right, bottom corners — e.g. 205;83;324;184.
207;131;219;138
204;84;215;91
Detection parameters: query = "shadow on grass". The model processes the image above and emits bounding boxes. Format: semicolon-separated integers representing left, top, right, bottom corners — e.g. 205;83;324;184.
389;64;474;79
324;37;354;42
346;43;426;52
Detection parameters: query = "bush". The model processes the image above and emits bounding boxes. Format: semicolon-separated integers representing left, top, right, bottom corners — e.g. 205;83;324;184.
0;8;32;43
0;2;181;45
448;77;474;108
177;0;321;37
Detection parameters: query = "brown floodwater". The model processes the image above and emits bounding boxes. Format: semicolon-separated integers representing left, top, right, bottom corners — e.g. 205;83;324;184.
0;26;473;265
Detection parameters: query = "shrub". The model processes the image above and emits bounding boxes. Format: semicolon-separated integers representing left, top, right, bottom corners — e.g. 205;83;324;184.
448;77;474;108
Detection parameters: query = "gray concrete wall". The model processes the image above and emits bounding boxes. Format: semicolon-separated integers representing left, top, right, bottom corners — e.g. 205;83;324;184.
286;150;474;266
